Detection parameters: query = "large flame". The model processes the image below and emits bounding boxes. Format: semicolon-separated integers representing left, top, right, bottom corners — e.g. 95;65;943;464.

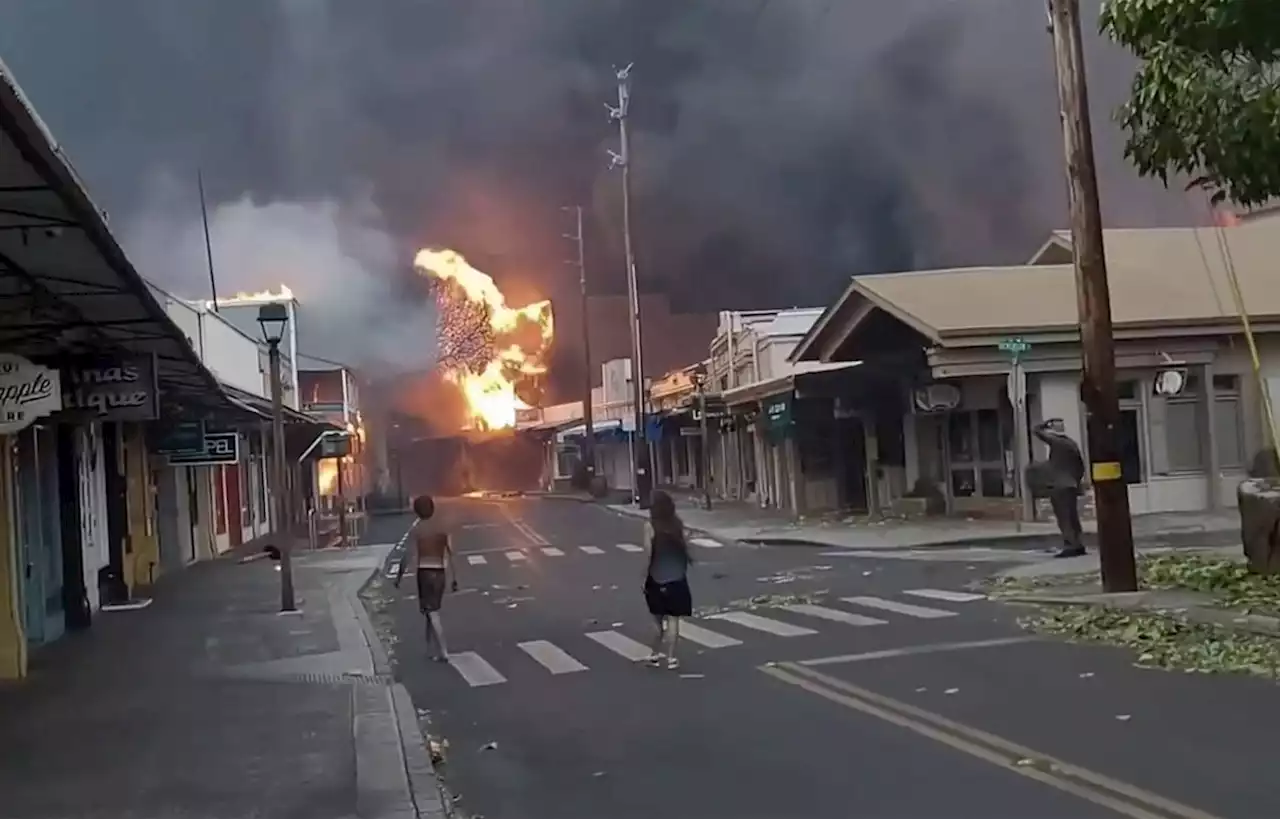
217;285;296;305
414;249;553;430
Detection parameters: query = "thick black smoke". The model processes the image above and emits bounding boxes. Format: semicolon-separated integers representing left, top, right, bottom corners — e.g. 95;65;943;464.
0;0;1205;365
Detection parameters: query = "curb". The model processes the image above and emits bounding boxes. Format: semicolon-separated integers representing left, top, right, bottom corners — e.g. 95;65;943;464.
351;528;448;818
994;590;1280;638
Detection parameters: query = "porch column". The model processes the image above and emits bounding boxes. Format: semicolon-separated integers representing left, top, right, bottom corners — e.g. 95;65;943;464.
863;414;881;516
903;414;920;488
1201;362;1221;509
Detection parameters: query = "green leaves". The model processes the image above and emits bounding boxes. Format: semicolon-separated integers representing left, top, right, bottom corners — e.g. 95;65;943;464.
1022;607;1280;677
1101;0;1280;207
1142;553;1280;614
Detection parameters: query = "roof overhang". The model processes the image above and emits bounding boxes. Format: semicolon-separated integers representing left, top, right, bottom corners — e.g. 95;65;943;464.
0;60;222;406
790;279;943;364
722;362;864;406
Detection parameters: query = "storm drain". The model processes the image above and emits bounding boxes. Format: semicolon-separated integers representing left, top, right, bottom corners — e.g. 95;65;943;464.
280;671;393;687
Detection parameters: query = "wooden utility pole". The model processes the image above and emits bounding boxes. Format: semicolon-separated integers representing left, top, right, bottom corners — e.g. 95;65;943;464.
1047;0;1137;592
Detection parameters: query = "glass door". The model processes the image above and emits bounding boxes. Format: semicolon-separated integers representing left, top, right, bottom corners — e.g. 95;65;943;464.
947;409;1011;498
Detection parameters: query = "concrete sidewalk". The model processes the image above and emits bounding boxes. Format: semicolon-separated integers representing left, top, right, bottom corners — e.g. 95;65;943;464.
604;496;1241;552
0;533;442;819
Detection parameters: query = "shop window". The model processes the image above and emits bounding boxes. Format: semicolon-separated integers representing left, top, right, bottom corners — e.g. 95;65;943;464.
1214;375;1245;468
675;438;689;476
555;446;578;478
1166;398;1204;472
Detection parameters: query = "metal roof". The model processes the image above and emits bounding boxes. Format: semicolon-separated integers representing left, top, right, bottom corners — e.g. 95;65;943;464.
0;58;224;410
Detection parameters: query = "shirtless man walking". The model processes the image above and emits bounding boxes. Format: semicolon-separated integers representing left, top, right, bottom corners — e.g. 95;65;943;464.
394;494;458;662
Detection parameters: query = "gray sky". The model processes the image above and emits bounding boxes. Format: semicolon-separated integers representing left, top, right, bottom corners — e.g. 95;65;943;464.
0;0;1206;370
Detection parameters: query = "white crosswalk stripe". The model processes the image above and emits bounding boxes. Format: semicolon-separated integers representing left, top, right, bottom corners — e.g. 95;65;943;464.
449;651;507;687
842;596;957;619
705;611;817;637
616;543;644;553
466;554;487;566
778;603;887;627
504;551;527;562
678;622;742;648
903;588;986;603
540;547;565;557
690;537;723;549
585;630;652;661
579;546;605;555
517;640;588;674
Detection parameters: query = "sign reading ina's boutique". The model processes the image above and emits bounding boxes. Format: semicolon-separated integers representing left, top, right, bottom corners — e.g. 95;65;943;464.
58;354;159;421
0;352;62;434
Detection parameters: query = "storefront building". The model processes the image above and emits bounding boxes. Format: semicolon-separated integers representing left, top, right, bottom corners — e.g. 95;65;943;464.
792;223;1280;520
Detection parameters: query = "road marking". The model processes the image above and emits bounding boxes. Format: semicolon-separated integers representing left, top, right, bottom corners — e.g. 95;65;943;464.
678;622;743;648
585;630;652;661
706;611;817;637
798;636;1039;667
505;551;527;563
579;546;606;555
762;663;1222;819
616;543;644;553
841;596;957;619
903;588;987;603
540;547;565;557
690;537;722;548
778;603;887;627
517;640;588;674
466;555;487;566
448;652;507;687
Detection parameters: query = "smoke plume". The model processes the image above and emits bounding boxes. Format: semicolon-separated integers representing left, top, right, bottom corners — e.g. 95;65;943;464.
0;0;1211;381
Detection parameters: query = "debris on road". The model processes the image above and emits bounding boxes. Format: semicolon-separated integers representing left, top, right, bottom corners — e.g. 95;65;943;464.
1021;606;1280;678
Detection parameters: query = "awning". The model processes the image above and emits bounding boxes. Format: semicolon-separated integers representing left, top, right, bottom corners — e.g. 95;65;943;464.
0;59;222;407
556;417;635;442
220;382;334;427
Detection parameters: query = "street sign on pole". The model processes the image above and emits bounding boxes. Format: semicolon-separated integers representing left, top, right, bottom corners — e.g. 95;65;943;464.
998;337;1032;357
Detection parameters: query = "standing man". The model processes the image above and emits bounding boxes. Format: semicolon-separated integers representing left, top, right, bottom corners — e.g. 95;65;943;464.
1032;418;1087;558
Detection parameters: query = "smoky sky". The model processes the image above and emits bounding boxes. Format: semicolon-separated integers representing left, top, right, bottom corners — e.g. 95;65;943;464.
0;0;1207;370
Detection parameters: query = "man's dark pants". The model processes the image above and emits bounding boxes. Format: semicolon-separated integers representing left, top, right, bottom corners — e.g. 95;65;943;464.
1049;486;1084;552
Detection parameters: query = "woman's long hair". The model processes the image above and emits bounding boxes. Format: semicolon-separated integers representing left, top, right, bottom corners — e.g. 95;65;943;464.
649;490;691;564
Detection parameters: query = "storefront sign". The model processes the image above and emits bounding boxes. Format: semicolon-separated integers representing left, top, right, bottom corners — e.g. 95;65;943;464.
58;354;159;421
0;353;61;434
152;421;206;455
167;432;240;465
763;393;793;434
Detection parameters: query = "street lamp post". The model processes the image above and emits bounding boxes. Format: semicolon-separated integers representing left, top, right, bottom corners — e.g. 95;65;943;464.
258;302;296;613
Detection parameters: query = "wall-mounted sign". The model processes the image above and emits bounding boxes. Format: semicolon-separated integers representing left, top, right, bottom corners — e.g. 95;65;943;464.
912;383;961;413
1153;368;1188;397
0;353;61;434
167;432;240;465
152;421;206;454
319;434;351;458
57;354;159;421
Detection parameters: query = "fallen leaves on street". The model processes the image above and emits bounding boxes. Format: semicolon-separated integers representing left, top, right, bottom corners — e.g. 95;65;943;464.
1142;553;1280;616
1020;606;1280;678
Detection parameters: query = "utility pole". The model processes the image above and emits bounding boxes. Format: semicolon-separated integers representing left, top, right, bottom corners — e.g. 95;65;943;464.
1046;0;1137;592
563;205;596;487
696;375;712;510
608;62;652;509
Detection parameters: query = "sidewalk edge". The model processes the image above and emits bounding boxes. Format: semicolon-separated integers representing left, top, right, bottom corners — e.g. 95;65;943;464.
391;683;448;818
350;533;446;817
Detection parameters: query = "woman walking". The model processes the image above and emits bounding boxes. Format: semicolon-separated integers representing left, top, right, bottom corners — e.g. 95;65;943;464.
394;494;458;662
642;490;693;670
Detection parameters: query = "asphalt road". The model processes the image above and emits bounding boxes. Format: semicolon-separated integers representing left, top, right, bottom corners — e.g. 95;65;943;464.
370;497;1280;819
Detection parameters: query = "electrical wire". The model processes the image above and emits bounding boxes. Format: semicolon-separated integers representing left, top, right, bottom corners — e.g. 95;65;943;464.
1206;201;1280;471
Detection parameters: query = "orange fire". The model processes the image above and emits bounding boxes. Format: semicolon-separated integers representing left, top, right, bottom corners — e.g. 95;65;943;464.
413;249;554;430
219;285;296;304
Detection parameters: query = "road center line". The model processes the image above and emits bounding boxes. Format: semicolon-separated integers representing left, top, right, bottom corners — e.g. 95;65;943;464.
764;663;1222;819
799;636;1038;667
